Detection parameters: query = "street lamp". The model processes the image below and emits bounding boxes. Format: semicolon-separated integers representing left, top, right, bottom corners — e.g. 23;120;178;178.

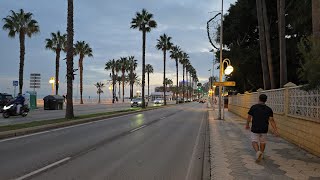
219;58;234;120
222;58;234;75
49;77;55;95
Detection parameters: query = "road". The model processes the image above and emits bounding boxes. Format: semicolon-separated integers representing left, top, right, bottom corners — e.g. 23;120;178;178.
0;102;209;180
0;101;176;126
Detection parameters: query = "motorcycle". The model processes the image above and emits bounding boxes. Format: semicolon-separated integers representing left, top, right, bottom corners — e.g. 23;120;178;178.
2;101;29;118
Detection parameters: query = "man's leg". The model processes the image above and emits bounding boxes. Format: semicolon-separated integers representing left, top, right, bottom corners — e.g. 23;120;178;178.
252;142;260;152
251;133;263;162
259;134;267;159
16;104;21;114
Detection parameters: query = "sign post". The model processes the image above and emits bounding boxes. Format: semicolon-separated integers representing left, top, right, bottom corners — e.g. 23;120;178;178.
30;73;41;91
12;80;18;97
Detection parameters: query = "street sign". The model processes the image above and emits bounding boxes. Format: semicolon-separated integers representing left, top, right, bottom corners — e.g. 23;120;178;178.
213;81;236;87
30;73;41;89
13;81;18;86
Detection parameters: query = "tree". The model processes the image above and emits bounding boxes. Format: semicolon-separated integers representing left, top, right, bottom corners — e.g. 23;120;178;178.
170;45;182;104
145;64;154;102
65;0;74;118
105;59;117;103
278;0;287;87
2;9;40;94
156;34;173;105
94;82;105;103
128;56;138;100
115;60;121;100
312;0;320;38
45;31;67;95
119;57;129;102
179;52;189;102
131;9;157;108
74;41;93;104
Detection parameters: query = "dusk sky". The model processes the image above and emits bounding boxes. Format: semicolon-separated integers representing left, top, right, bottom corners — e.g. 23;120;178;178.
0;0;235;99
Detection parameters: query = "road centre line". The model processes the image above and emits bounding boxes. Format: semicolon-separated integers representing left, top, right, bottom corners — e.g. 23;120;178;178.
14;157;71;180
130;125;147;132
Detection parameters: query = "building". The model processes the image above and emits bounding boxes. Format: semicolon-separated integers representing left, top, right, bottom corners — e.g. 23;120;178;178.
150;92;173;101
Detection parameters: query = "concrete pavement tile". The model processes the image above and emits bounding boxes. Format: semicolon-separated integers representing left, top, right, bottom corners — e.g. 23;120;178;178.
251;175;273;180
301;170;320;177
285;172;310;180
271;175;293;180
293;164;316;171
248;169;270;176
308;162;320;169
244;163;265;170
287;159;307;166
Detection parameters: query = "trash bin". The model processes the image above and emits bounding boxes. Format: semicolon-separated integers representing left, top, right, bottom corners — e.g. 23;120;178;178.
43;95;64;110
26;91;37;110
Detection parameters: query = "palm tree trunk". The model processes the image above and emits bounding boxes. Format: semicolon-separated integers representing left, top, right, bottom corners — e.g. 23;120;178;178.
262;0;275;89
163;50;167;105
79;57;84;104
118;81;121;100
176;59;179;104
313;0;320;38
182;65;185;102
256;0;271;90
98;92;101;103
147;72;150;102
278;0;287;87
112;70;115;103
55;49;61;95
142;30;146;108
122;70;125;103
19;31;25;94
186;70;188;100
66;0;74;119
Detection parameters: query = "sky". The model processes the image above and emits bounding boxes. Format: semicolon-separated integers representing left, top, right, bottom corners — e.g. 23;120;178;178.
0;0;235;99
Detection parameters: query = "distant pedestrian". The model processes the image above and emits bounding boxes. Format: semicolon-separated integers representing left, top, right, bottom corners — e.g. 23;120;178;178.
245;94;279;162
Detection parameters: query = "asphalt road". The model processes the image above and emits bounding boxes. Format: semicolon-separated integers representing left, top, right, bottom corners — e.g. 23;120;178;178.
0;101;175;126
0;102;209;180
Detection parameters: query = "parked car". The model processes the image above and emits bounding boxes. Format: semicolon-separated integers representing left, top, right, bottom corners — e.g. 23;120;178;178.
131;98;148;107
154;98;164;105
199;98;206;103
0;93;13;112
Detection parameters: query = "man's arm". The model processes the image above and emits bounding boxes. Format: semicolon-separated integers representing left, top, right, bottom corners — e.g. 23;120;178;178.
246;115;252;129
269;117;279;136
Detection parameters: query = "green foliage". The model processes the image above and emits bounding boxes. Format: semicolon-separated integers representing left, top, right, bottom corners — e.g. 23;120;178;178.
218;0;312;93
298;36;320;90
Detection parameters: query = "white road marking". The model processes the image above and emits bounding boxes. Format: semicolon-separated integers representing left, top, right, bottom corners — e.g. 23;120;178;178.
14;157;71;180
130;125;147;133
160;117;166;120
0;113;135;143
185;110;205;180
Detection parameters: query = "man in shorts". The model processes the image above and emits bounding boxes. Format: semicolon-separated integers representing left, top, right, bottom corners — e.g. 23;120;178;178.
245;94;279;162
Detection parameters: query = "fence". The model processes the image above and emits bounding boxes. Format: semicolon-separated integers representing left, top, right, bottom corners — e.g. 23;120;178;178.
228;83;320;156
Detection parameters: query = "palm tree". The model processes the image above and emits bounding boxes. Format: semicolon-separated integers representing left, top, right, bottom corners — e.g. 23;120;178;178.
115;60;121;101
170;45;181;104
105;59;117;103
186;63;192;100
94;82;105;103
145;64;154;102
2;9;40;94
119;57;129;102
65;0;75;118
74;41;93;104
179;52;189;102
312;0;320;38
278;0;287;87
45;31;67;95
116;75;122;100
131;9;157;108
156;34;173;105
128;56;138;100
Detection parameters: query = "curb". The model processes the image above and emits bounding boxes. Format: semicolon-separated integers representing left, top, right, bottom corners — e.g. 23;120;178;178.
0;105;177;140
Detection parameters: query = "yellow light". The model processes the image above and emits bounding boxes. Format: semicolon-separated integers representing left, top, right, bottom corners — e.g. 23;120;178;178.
49;77;55;84
108;86;113;90
225;65;234;75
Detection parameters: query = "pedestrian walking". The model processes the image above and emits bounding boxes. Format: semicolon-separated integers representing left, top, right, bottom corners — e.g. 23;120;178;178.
245;94;279;162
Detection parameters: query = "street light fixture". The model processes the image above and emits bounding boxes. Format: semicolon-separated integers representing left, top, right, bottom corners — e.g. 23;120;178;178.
49;77;55;95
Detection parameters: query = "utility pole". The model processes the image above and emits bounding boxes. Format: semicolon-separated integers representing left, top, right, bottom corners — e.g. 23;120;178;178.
218;0;224;120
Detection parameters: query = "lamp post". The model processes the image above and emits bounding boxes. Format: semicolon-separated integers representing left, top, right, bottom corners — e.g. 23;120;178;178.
220;58;234;120
49;77;55;95
218;0;224;120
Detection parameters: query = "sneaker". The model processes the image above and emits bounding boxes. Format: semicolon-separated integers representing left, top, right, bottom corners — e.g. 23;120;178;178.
256;151;262;162
261;153;265;159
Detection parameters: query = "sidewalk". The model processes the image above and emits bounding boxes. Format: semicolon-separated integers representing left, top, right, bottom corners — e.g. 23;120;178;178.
208;109;320;180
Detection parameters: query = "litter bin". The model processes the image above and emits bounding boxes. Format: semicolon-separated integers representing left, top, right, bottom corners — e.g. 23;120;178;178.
43;95;64;110
26;91;37;110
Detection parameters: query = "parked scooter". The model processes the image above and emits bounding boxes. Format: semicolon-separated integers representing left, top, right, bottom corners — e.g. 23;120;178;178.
2;100;29;118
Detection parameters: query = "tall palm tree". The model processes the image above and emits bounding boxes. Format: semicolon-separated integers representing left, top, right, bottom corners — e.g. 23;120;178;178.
105;59;117;103
179;52;189;102
45;31;67;95
186;63;192;100
278;0;287;87
131;9;157;108
115;60;121;101
170;45;181;104
74;41;93;104
119;57;129;102
145;64;154;102
2;9;40;94
94;82;105;104
65;0;74;118
156;34;173;105
116;75;122;100
128;56;138;100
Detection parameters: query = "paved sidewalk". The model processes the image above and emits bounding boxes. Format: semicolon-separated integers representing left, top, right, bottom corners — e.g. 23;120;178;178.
209;109;320;180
